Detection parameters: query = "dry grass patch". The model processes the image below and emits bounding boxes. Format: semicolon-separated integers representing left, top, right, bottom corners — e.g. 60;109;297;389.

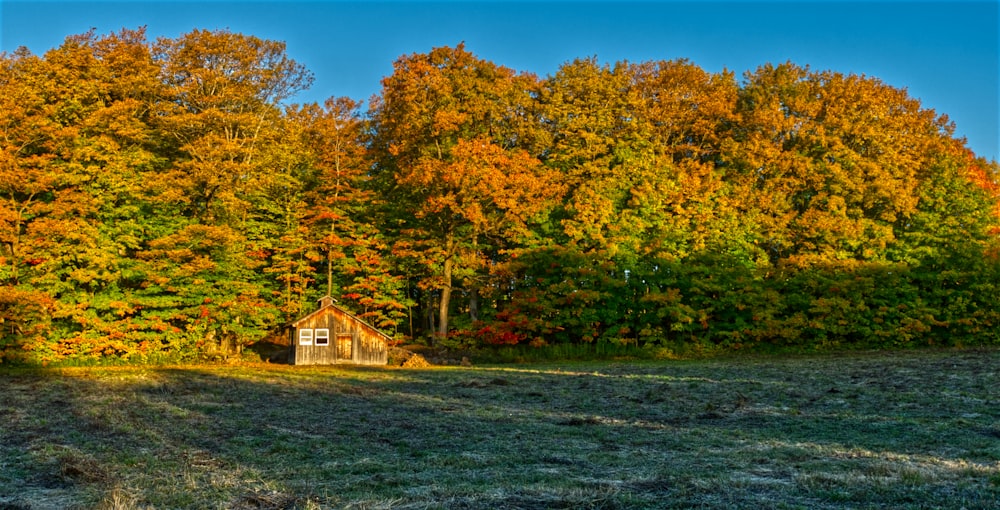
1;349;998;508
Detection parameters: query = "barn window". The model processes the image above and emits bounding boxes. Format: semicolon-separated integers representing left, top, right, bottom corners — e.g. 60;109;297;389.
298;329;313;345
315;328;330;346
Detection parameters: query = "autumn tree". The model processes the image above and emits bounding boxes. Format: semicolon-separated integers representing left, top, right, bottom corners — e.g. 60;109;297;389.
2;26;997;362
369;44;561;340
0;46;55;289
501;58;740;344
0;46;60;360
0;29;170;361
531;58;744;262
133;30;313;351
151;29;311;221
625;59;745;260
533;58;637;254
723;63;957;266
287;97;411;332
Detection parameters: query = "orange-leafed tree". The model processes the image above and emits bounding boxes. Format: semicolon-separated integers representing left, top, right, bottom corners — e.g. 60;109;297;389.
0;46;56;289
135;29;312;351
0;29;169;361
295;98;372;298
961;149;1000;236
622;59;741;260
725;63;952;267
289;97;411;332
369;44;561;340
151;29;312;223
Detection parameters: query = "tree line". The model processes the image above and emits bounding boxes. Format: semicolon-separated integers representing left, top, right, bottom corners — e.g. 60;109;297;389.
1;28;997;364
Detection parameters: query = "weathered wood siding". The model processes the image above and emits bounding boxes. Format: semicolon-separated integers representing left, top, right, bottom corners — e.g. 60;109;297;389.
289;305;388;365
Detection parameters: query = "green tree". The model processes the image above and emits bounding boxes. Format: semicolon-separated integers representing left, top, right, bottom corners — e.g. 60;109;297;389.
131;29;312;355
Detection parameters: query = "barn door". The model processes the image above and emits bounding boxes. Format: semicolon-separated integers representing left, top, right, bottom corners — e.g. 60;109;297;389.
336;334;353;360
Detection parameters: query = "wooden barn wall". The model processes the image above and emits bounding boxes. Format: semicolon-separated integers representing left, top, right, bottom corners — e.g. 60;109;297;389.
290;307;388;365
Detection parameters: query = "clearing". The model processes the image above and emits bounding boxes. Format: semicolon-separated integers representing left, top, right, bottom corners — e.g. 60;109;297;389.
1;349;998;509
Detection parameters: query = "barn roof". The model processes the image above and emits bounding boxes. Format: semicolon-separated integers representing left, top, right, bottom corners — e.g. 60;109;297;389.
290;296;392;341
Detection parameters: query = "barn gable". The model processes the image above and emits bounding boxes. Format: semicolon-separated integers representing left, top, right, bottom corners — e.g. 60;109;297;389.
288;296;389;365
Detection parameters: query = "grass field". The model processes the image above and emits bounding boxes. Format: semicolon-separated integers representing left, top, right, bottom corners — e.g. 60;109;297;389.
2;349;998;509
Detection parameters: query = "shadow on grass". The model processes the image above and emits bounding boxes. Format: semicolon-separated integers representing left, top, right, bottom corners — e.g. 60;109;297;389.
1;350;998;508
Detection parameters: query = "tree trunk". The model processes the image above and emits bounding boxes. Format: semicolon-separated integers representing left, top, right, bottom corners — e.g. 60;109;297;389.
424;292;436;344
469;289;479;322
327;246;334;297
437;233;455;340
438;254;453;339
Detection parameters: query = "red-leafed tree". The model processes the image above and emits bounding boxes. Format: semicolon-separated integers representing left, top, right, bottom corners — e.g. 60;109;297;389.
289;97;411;333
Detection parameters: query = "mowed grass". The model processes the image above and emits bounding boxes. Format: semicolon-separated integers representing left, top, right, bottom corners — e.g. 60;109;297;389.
1;350;998;509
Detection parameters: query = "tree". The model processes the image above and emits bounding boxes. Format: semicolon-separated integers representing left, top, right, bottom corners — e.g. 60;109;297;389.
623;59;741;261
288;97;411;332
131;29;313;353
151;29;312;222
534;57;637;254
369;44;561;340
724;63;953;266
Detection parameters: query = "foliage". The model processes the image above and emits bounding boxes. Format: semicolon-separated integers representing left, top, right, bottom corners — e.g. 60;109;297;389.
1;29;998;364
368;44;562;342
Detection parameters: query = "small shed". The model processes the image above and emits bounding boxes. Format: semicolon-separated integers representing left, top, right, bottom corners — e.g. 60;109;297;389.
288;296;389;365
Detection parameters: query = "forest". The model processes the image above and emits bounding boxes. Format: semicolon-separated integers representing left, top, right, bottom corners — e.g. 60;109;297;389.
1;28;997;365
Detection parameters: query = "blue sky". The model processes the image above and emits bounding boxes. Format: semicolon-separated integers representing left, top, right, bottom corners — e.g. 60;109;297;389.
2;1;998;161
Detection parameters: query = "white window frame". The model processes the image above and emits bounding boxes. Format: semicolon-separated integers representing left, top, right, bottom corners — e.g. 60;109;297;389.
298;328;313;345
315;328;330;346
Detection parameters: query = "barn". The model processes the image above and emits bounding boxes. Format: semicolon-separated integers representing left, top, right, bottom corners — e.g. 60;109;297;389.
287;296;390;365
